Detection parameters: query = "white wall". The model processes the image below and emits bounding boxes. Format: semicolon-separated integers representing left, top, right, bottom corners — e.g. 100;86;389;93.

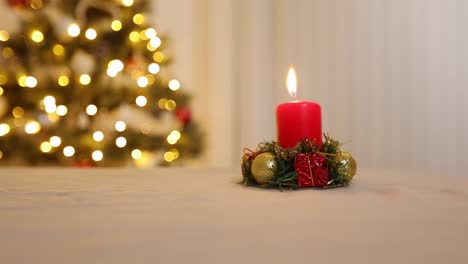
155;0;468;176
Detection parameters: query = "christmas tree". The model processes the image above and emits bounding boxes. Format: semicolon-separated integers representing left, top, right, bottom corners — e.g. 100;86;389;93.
0;0;202;166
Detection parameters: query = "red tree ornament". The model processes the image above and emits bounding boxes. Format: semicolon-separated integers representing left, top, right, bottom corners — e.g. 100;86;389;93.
176;106;192;125
294;153;329;187
7;0;26;8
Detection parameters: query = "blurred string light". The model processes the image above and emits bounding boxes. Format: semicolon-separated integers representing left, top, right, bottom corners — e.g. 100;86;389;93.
133;14;145;25
0;123;10;136
0;87;3;96
0;30;9;41
31;30;44;43
131;149;142;160
92;150;103;161
40;141;52;153
111;20;122;31
145;28;157;38
107;59;124;77
168;79;180;91
25;76;38;88
93;131;104;142
86;104;97;116
56;105;68;116
129;31;140;42
166;130;181;145
12;107;24;117
0;150;2;159
148;63;160;74
63;146;75;157
137;76;148;88
52;44;65;56
116;136;127;148
114;121;126;132
0;73;6;85
153;52;164;63
43;95;56;106
67;23;81;37
25;121;41;134
122;0;134;7
85;28;97;40
58;75;69;86
135;95;147;107
164;149;179;162
30;0;43;9
165;100;176;110
79;74;91;85
49;136;61;147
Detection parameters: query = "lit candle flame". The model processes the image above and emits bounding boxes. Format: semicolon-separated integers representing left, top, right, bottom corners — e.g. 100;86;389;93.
286;66;297;99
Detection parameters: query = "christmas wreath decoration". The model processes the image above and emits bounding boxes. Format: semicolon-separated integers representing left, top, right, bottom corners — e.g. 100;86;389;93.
241;134;356;191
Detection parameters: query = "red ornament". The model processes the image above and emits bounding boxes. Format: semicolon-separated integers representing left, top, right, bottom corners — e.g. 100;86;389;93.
74;159;94;168
7;0;26;8
176;106;192;125
294;153;329;187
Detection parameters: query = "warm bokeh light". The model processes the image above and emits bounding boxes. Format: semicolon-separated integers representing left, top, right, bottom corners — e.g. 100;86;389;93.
12;107;24;117
137;76;149;88
0;87;3;96
79;74;91;85
92;150;103;161
25;121;41;134
135;95;147;107
31;30;44;43
287;66;297;99
93;131;104;142
108;59;124;72
25;76;37;88
131;149;142;160
30;0;43;9
67;23;81;37
0;123;10;136
153;52;165;62
168;79;180;91
56;105;68;116
40;141;52;153
166;130;181;145
0;30;9;41
52;44;65;56
86;104;97;116
115;121;126;132
129;31;140;42
164;151;176;162
148;63;160;74
116;136;127;148
50;136;62;147
145;28;157;39
133;14;145;25
111;20;122;31
58;75;69;86
45;104;57;114
0;150;3;159
149;37;161;49
122;0;134;7
43;95;56;106
165;100;176;110
0;73;8;85
85;28;97;40
63;146;75;157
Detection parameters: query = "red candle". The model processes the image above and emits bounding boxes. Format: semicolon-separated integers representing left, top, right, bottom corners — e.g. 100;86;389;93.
276;67;322;148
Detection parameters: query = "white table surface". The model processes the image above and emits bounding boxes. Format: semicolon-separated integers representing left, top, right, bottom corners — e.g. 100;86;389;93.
0;168;467;264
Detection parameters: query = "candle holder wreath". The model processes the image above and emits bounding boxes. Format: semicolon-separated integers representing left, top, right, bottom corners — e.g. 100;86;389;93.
241;67;357;191
241;134;356;191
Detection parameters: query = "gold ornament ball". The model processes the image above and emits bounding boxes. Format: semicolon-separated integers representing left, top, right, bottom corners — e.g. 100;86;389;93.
251;152;278;185
336;151;357;181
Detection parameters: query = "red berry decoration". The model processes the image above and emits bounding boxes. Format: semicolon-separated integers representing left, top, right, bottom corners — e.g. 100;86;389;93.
176;106;192;125
294;153;329;187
